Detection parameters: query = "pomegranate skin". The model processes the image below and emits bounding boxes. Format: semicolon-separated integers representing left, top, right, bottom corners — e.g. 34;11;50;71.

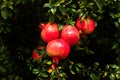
76;17;95;34
32;51;42;60
41;22;60;43
61;25;80;46
46;39;70;63
83;18;95;34
76;17;85;31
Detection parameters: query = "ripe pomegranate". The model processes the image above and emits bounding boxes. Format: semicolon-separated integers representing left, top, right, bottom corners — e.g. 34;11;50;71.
76;17;85;32
76;17;95;34
32;46;44;60
46;39;70;64
41;22;60;43
61;25;80;46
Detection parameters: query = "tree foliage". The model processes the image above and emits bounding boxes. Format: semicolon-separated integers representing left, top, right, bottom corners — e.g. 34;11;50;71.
0;0;120;80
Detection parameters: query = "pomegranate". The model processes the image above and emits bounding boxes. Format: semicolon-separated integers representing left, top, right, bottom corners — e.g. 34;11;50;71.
83;18;95;34
46;39;70;64
41;22;60;43
61;25;80;46
32;46;44;60
76;17;85;32
76;17;95;34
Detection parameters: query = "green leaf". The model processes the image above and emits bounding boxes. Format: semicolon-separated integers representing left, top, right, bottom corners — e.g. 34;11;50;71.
103;71;108;77
94;1;102;10
43;3;50;8
110;64;119;69
55;0;63;7
65;18;75;26
58;24;64;31
0;66;6;73
1;9;12;19
75;66;80;73
33;69;39;74
116;73;120;79
49;14;55;22
21;0;27;4
51;7;57;15
90;73;100;80
118;18;120;23
51;70;57;77
59;6;66;15
70;4;76;8
1;4;7;9
40;73;48;78
87;2;94;7
93;62;99;68
62;0;72;6
89;50;94;54
76;63;83;68
15;0;22;5
70;70;76;75
0;46;4;53
0;27;4;33
8;5;13;10
69;65;76;75
1;9;8;19
114;22;120;29
46;61;52;65
59;72;67;77
105;65;110;70
111;42;118;50
79;1;87;8
109;74;115;80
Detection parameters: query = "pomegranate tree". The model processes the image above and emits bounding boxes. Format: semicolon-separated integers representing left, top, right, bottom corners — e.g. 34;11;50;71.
46;39;70;64
41;22;60;43
61;25;80;46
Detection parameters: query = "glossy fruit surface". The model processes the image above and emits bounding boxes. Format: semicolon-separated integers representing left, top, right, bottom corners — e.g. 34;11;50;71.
76;17;85;31
61;25;80;46
41;22;60;43
76;17;95;34
46;39;70;63
83;18;95;34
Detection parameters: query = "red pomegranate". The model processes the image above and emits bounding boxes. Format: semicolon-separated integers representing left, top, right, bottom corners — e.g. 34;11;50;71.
76;17;95;34
32;46;44;60
46;39;70;64
76;17;85;32
41;22;60;43
83;18;95;34
61;25;80;46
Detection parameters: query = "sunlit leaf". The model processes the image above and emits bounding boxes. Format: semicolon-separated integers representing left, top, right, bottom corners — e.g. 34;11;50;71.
43;3;50;8
109;74;115;80
40;73;48;78
33;69;39;74
90;73;100;80
1;9;8;19
51;8;57;15
70;70;76;75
